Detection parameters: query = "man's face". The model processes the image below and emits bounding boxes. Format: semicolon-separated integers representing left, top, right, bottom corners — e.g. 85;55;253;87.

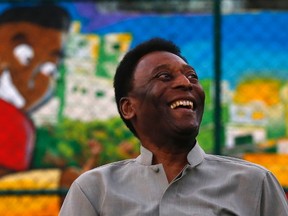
129;51;205;140
0;22;65;112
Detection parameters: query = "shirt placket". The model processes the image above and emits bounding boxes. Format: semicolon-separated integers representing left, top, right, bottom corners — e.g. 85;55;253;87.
158;165;191;216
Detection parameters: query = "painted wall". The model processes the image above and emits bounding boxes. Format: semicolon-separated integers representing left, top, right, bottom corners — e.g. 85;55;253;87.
0;2;287;214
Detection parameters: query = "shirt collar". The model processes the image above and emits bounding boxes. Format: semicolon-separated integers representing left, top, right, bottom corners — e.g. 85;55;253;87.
186;142;205;167
136;145;154;165
136;142;205;167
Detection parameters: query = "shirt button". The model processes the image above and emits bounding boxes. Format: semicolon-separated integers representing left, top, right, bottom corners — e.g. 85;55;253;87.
152;167;160;173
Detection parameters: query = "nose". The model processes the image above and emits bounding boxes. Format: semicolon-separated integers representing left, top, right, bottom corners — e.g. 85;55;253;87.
172;74;193;91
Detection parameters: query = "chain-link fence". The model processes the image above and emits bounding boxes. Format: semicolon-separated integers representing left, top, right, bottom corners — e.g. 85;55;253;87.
0;0;288;215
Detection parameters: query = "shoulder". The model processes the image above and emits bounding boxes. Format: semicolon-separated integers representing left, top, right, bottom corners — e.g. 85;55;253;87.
203;153;270;178
204;153;267;169
68;159;138;201
93;158;139;172
76;158;137;184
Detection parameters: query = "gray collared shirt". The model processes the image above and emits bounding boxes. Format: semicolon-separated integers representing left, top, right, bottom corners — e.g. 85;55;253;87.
59;143;288;216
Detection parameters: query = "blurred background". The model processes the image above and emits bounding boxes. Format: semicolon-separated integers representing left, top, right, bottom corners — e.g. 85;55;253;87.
0;0;287;215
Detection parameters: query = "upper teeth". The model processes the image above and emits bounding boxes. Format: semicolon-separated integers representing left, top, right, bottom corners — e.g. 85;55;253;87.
170;100;193;109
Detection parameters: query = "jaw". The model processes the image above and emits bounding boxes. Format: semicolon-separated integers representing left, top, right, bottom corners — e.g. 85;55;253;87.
166;106;202;138
134;93;203;144
135;103;201;152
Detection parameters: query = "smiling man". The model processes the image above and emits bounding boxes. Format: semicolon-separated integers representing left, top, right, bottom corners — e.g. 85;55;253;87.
60;38;288;216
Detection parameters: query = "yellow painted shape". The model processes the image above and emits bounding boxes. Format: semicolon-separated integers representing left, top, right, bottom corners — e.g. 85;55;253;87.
0;195;60;216
243;153;288;187
0;169;61;215
251;111;265;120
0;169;60;190
234;79;281;106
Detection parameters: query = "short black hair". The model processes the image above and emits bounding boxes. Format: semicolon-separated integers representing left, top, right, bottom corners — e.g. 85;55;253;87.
113;37;187;136
0;5;71;31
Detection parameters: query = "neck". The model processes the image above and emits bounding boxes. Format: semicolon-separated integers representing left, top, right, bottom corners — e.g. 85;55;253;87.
142;139;196;183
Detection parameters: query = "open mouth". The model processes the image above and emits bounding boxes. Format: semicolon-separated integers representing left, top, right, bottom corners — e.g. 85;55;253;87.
0;70;25;108
170;100;194;110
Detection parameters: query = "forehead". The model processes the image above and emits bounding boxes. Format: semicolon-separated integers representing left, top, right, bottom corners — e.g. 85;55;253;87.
133;51;189;81
136;51;187;71
0;22;62;47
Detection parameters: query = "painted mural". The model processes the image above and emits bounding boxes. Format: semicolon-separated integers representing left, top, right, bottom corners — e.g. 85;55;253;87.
0;2;287;215
0;4;72;215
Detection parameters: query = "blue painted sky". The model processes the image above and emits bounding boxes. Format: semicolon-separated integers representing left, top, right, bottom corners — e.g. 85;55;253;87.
61;3;288;88
1;2;287;89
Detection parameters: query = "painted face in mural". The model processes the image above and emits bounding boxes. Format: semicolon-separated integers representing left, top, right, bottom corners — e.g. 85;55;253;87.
0;5;70;172
0;23;62;112
0;6;70;113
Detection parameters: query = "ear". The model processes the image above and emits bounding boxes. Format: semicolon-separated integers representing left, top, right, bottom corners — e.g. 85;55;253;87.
119;97;136;120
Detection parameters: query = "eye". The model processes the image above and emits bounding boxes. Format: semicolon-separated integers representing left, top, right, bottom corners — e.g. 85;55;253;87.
157;72;172;81
13;44;34;66
186;71;198;82
40;62;57;78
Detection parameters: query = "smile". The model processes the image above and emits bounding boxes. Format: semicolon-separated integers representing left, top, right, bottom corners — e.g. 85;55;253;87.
0;70;25;108
170;100;193;110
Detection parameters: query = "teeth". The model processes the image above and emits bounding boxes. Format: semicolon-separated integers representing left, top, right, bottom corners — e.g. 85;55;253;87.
170;100;193;109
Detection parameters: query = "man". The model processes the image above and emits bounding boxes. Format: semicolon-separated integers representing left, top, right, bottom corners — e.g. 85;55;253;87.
60;38;288;215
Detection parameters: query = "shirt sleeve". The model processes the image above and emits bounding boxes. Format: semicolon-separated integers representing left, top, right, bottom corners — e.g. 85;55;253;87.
59;181;98;216
258;171;288;216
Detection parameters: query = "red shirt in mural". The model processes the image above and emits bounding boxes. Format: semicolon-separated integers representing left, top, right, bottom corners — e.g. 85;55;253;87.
0;99;35;171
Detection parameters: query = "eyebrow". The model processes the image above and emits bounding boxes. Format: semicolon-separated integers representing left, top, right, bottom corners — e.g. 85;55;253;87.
152;64;196;73
182;65;196;72
11;33;28;43
152;64;170;72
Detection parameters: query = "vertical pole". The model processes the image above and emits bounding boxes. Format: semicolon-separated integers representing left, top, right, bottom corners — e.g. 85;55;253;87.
213;0;222;155
57;61;66;123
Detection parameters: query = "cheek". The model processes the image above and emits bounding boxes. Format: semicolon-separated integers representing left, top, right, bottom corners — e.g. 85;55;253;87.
133;82;168;117
137;85;160;103
194;84;205;103
147;83;167;101
143;88;166;111
136;95;164;122
196;89;205;121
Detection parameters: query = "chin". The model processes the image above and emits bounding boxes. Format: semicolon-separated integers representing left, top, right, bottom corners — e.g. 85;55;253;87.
176;125;199;138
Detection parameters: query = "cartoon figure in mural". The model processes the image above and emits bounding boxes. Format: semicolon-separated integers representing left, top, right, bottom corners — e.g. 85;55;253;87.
0;5;101;191
0;5;69;175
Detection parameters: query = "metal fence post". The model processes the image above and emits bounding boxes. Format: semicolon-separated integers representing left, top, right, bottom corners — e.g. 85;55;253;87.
213;0;222;155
